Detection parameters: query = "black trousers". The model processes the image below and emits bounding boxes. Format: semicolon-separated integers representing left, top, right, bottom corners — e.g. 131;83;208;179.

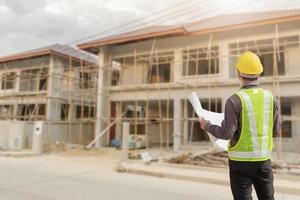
229;159;274;200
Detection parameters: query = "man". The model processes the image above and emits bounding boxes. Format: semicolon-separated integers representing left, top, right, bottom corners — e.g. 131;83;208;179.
200;51;279;200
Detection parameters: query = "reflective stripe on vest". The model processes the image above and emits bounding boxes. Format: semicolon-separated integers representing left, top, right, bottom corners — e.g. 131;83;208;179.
228;88;273;161
239;90;259;152
262;90;272;153
228;151;272;158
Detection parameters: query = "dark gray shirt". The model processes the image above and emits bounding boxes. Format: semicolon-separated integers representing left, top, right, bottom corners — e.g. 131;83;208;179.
205;81;280;147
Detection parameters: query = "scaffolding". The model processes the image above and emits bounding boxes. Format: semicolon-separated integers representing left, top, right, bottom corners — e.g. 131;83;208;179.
0;53;98;145
95;27;300;158
0;25;300;158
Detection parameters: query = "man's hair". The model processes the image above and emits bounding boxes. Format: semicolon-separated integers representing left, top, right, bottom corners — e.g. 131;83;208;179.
240;76;258;82
237;71;259;82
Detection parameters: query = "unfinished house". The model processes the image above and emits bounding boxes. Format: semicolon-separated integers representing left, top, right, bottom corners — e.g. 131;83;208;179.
77;10;300;153
0;44;98;150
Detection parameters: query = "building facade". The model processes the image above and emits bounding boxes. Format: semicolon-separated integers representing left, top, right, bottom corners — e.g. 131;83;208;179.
0;44;98;149
78;10;300;152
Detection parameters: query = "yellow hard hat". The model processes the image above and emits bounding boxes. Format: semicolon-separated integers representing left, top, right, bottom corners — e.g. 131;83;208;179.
236;51;263;76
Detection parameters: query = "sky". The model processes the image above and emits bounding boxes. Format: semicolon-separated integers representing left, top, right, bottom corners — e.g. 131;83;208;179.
1;0;300;57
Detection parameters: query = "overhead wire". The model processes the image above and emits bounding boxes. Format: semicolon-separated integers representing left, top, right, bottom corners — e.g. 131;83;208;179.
70;0;285;45
62;0;290;56
68;0;205;45
171;0;286;25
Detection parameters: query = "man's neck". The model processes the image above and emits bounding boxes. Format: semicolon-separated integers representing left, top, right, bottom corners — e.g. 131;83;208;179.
241;80;260;89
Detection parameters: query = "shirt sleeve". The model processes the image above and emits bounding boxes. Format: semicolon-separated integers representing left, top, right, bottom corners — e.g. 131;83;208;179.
273;96;280;136
204;96;240;140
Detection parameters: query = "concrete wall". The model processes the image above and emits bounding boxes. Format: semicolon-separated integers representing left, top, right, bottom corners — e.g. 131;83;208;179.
0;121;31;150
0;121;10;149
41;122;94;145
0;120;94;151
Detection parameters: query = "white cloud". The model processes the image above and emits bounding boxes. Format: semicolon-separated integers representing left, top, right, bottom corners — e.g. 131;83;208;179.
1;0;48;15
0;0;300;57
0;5;9;13
0;0;148;56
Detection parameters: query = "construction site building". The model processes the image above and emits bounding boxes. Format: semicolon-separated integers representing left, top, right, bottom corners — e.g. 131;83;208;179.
0;44;98;150
77;10;300;152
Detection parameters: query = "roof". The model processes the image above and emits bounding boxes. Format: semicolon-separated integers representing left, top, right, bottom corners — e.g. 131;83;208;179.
77;9;300;50
0;44;98;64
77;26;187;50
185;9;300;34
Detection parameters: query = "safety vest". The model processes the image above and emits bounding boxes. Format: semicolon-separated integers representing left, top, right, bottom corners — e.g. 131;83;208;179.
228;88;274;161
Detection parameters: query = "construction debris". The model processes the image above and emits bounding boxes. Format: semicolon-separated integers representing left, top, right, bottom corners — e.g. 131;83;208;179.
128;152;141;160
140;152;154;165
167;150;228;167
166;150;300;171
128;151;159;165
43;140;66;153
115;163;127;173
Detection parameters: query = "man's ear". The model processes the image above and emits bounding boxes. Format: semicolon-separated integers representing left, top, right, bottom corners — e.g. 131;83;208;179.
258;73;262;78
236;70;241;79
236;70;243;83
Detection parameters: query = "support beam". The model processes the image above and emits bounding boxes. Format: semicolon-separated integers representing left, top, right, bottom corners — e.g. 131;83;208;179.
173;48;183;82
183;99;188;145
46;56;54;120
15;71;20;92
115;102;122;141
46;56;63;121
122;122;129;161
219;42;229;79
95;49;106;147
173;97;182;151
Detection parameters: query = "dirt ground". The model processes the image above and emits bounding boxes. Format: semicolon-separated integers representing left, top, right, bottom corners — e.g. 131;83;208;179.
50;143;300;176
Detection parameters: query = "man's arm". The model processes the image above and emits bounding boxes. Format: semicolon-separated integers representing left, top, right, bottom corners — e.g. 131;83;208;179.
202;96;240;140
273;96;280;137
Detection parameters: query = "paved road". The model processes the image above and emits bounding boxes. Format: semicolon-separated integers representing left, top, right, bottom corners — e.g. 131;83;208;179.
0;155;298;200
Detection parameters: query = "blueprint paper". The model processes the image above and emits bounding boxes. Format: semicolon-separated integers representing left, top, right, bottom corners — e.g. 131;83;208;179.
188;92;229;151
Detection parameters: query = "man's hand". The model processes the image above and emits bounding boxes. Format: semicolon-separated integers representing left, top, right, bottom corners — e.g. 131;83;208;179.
200;118;208;130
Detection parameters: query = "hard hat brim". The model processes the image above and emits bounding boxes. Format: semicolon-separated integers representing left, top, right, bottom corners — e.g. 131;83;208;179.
239;72;260;78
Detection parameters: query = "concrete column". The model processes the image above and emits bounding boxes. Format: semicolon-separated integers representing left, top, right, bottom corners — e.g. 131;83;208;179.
173;97;182;151
122;122;129;161
46;56;62;121
15;71;20;92
173;48;183;82
13;71;20;118
182;101;188;145
220;42;231;112
219;42;229;79
47;101;61;120
115;102;122;141
32;121;43;154
94;49;106;147
68;104;76;120
46;56;54;120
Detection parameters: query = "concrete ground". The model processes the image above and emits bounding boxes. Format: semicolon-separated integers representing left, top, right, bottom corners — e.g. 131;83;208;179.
0;149;299;200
